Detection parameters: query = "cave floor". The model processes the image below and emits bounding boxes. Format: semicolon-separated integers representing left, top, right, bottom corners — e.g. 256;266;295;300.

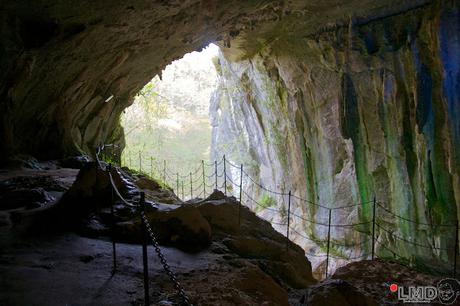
0;232;209;306
0;163;451;306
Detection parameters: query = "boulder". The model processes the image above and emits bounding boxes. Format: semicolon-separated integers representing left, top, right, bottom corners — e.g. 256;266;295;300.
64;162;126;202
0;187;54;210
115;205;212;253
303;279;377;306
223;235;315;288
59;155;91;169
149;205;212;252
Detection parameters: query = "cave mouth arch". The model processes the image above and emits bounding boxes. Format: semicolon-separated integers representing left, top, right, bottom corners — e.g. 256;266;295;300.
1;0;457;280
0;0;427;161
120;43;219;175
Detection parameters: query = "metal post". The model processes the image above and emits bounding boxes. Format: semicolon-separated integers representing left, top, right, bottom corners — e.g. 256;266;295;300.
454;220;459;278
94;160;99;193
190;172;193;199
286;191;291;252
223;155;227;195
238;164;243;227
181;181;184;199
139;151;142;173
108;163;117;273
326;208;332;278
372;196;376;260
214;160;218;190
202;160;206;197
140;192;150;305
163;160;166;184
150;157;153;178
176;173;179;195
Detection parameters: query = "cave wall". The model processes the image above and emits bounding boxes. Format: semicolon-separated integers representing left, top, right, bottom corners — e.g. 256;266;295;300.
0;0;428;161
211;2;460;273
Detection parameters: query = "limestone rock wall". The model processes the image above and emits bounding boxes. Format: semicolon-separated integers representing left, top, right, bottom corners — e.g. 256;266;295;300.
210;2;460;274
0;0;427;160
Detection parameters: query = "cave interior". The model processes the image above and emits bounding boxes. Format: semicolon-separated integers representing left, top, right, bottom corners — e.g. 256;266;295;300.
1;0;460;305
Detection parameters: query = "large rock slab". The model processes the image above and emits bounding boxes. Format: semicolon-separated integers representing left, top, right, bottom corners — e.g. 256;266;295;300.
303;279;377;306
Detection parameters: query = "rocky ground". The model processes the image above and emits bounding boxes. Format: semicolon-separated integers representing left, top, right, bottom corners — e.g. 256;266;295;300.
0;158;454;305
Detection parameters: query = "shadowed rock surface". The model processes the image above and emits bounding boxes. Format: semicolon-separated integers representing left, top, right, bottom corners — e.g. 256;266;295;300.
1;163;450;305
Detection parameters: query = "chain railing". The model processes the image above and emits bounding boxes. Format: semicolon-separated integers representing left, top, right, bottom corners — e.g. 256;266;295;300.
96;147;193;306
100;146;459;284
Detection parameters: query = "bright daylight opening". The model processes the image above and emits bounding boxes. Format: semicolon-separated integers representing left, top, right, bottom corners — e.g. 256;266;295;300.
121;43;219;180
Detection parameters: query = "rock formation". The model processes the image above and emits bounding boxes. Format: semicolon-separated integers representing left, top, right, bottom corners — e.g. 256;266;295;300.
1;0;459;304
210;2;460;274
0;0;429;160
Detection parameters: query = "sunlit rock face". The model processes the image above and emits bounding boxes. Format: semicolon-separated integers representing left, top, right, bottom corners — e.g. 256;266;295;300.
211;2;460;275
0;0;427;160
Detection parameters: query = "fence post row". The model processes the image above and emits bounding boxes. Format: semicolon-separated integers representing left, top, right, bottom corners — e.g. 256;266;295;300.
202;160;206;197
371;196;376;260
325;208;332;278
139;192;150;306
101;150;460;284
454;220;459;278
108;163;117;273
286;191;291;252
223;155;227;196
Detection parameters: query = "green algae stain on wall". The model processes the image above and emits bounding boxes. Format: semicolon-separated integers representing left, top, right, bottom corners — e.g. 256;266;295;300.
211;2;460;273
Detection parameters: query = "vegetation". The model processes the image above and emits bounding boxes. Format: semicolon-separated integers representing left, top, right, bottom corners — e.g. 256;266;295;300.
255;193;277;212
121;44;219;177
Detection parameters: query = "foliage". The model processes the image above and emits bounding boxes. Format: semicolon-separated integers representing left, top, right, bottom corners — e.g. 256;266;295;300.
121;44;219;177
255;193;277;212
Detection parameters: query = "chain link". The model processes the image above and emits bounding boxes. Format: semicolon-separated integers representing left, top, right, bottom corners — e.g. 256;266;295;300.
140;211;193;306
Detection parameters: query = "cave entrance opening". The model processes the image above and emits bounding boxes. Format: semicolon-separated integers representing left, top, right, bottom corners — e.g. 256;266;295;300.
120;43;219;178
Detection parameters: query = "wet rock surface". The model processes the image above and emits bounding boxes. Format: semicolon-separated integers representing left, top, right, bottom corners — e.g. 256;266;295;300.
211;2;460;276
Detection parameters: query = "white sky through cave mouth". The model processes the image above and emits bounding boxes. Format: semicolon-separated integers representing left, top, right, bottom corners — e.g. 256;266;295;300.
121;43;220;174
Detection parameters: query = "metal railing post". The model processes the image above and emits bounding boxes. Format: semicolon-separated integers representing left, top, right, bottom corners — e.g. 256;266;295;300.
214;160;218;190
150;157;153;178
454;220;459;278
140;192;150;306
108;163;117;273
163;160;166;184
223;155;227;195
202;160;206;197
139;151;142;173
286;191;291;252
372;196;376;260
326;208;332;278
238;164;243;227
190;172;193;199
181;181;184;200
176;173;179;196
